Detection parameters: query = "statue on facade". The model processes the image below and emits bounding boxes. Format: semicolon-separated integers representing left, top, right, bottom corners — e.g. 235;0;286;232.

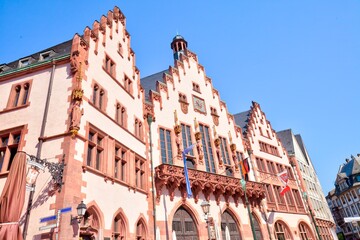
70;100;84;130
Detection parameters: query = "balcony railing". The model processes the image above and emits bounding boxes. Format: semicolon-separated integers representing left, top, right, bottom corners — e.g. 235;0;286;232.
155;164;265;206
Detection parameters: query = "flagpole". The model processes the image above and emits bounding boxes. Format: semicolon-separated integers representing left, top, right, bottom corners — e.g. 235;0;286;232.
246;151;273;240
147;115;157;240
240;150;257;240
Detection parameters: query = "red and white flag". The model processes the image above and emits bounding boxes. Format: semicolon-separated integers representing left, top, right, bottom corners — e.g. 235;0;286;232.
277;170;290;196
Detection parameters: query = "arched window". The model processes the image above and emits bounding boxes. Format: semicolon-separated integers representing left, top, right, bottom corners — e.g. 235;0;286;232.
13;85;21;107
92;83;106;110
92;85;98;105
136;220;147;240
221;210;241;240
22;83;30;105
172;207;198;239
252;214;263;240
8;81;32;109
80;208;101;240
274;221;291;240
99;89;104;109
298;222;314;240
113;214;126;240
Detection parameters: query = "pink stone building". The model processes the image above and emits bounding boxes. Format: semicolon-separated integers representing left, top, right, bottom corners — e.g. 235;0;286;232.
0;5;334;240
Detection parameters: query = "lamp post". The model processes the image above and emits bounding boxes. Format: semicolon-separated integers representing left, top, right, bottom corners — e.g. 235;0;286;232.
22;152;65;239
201;200;211;240
239;149;257;240
71;201;87;223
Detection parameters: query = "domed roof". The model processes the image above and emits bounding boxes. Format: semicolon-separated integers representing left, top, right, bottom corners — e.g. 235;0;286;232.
173;34;185;41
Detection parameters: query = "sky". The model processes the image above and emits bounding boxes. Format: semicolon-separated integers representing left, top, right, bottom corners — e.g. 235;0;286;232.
1;1;359;195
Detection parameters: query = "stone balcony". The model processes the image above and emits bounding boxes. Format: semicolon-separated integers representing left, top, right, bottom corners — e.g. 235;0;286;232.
155;164;265;207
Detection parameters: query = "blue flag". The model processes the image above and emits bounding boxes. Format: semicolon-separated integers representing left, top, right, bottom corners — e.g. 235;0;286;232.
182;144;196;198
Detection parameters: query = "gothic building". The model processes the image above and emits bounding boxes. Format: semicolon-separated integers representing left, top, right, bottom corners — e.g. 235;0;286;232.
0;5;334;240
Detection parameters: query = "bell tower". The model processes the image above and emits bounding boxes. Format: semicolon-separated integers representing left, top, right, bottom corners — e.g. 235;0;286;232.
170;35;188;60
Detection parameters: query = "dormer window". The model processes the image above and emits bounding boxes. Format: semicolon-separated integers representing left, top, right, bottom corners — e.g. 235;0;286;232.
40;52;51;61
19;58;30;67
0;64;9;73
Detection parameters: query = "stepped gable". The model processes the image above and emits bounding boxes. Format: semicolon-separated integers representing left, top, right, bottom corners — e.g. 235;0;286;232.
0;40;72;75
234;110;251;134
140;70;168;101
235;101;288;155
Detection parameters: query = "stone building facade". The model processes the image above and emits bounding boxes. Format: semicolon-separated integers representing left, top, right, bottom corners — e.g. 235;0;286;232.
0;5;334;240
277;129;337;239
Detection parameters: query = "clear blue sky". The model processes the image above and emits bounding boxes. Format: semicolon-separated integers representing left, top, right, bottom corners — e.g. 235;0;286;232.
1;1;359;195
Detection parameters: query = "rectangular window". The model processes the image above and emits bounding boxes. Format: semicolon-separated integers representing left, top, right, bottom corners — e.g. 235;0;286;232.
274;186;286;204
292;190;303;207
219;137;231;165
0;128;22;173
256;157;267;172
135;158;146;189
114;145;127;182
181;124;193;156
287;166;294;179
86;129;104;171
285;190;295;206
236;151;243;162
199;124;215;173
160;128;173;164
259;141;279;156
266;161;274;174
265;184;275;203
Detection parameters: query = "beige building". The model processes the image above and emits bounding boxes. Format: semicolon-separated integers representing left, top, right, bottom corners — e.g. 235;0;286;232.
0;5;333;240
278;129;337;239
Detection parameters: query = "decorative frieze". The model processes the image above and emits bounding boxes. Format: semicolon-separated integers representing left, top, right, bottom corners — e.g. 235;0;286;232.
155;164;265;206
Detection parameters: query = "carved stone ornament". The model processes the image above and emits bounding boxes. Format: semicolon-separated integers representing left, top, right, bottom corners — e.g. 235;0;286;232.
155;164;265;205
174;125;181;135
180;102;189;114
214;138;220;147
230;143;237;152
212;115;219;126
72;89;84;101
195;132;201;141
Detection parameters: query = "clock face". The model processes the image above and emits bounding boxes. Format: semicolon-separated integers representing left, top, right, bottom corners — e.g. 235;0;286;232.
193;95;206;114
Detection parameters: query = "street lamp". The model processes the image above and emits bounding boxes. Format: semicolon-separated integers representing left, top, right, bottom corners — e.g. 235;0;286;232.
25;159;44;191
201;200;211;240
71;201;87;223
22;152;65;239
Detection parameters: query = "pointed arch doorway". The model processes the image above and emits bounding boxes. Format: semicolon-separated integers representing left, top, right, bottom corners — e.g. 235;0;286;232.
172;206;199;240
221;210;242;240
